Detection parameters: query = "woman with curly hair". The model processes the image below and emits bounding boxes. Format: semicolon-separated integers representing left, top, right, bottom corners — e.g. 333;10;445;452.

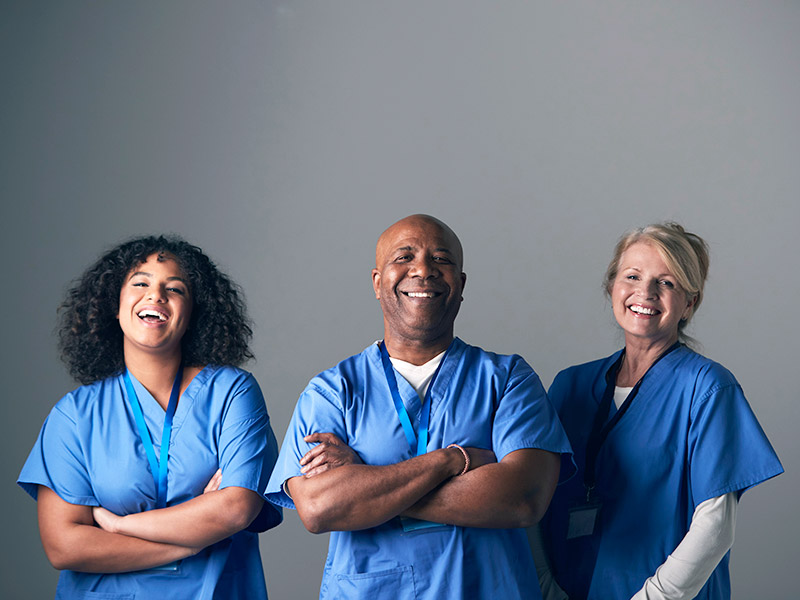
18;235;282;599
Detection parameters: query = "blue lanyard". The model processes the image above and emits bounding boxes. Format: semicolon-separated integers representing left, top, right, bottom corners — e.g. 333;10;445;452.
584;342;680;499
379;341;449;457
123;366;183;509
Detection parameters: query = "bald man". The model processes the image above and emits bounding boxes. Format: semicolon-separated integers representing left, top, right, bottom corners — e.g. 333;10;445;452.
266;215;572;600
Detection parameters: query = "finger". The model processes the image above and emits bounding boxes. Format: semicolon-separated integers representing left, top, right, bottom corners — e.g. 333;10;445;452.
204;469;222;493
304;432;342;445
300;443;328;466
303;463;333;478
301;451;333;474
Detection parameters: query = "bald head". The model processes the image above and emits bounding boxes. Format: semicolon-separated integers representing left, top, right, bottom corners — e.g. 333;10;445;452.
372;214;466;363
375;214;463;269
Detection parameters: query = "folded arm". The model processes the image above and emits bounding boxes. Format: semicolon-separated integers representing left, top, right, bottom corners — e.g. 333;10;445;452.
287;437;477;533
402;447;560;528
38;486;198;573
92;480;264;548
291;432;558;532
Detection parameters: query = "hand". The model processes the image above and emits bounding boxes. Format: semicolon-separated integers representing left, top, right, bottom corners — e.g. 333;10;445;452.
92;506;122;534
203;469;222;494
301;432;363;477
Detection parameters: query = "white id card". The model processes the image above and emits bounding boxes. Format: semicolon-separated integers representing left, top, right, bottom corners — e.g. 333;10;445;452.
566;503;601;539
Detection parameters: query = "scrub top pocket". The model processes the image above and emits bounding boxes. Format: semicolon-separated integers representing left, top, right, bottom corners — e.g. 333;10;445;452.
329;565;417;600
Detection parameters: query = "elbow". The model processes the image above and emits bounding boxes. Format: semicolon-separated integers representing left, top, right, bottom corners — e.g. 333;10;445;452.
511;501;546;529
511;488;554;528
212;488;266;534
296;500;334;534
42;539;78;571
227;495;265;533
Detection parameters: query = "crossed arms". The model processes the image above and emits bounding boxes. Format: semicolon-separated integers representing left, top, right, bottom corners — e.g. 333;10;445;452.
287;432;560;534
37;472;264;573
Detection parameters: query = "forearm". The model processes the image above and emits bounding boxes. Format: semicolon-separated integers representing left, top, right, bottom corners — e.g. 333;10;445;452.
288;447;464;533
631;493;738;600
402;449;560;528
38;486;196;573
100;487;264;547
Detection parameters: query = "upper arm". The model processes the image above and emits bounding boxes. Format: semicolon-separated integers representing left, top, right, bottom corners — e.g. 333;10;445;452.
18;401;98;506
265;385;348;509
37;485;93;566
493;360;573;467
217;373;283;530
499;448;560;512
688;372;783;503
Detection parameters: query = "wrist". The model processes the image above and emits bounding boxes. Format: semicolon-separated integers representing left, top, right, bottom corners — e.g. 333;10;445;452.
446;444;470;476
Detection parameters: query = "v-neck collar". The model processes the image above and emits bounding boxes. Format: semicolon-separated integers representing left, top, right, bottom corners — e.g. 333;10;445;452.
122;365;212;441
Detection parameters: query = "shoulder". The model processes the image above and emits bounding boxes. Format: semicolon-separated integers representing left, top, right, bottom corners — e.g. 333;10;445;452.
454;338;537;381
196;364;260;390
52;376;122;419
302;344;378;404
551;352;620;390
666;347;741;404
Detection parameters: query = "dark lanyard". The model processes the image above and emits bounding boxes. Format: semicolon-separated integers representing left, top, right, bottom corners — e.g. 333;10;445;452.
379;341;449;457
583;342;680;501
123;366;183;509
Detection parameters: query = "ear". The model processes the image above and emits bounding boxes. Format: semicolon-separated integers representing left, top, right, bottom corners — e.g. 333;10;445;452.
460;272;467;300
371;268;381;299
682;294;697;320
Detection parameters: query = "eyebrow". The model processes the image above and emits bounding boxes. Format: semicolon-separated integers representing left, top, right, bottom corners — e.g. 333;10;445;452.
128;271;188;283
393;246;455;255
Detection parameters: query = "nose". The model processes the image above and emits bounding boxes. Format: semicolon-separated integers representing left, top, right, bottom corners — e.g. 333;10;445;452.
409;256;439;279
638;279;658;299
147;285;167;302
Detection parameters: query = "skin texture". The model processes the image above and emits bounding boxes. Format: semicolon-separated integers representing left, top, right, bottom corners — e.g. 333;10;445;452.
610;241;696;386
288;214;560;534
37;254;265;572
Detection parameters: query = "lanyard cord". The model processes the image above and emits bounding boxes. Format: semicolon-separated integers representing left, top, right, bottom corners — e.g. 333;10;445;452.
583;342;680;500
123;366;184;509
379;341;450;457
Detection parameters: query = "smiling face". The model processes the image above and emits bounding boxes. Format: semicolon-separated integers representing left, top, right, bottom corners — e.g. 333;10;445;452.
372;215;466;357
610;241;696;350
117;253;192;361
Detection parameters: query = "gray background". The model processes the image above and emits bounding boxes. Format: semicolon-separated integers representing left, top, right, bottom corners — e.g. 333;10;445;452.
2;2;797;598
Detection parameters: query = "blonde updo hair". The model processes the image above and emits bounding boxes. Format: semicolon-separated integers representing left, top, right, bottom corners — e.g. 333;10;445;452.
603;222;710;343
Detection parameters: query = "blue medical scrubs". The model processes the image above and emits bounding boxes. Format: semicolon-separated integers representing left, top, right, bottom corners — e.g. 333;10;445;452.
266;338;574;600
19;365;282;600
542;345;783;600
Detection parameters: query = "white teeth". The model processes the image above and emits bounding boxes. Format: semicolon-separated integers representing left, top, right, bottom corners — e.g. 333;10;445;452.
630;305;656;315
138;310;167;321
406;292;435;298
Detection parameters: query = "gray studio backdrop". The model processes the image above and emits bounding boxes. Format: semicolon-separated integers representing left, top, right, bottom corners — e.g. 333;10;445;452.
2;2;797;598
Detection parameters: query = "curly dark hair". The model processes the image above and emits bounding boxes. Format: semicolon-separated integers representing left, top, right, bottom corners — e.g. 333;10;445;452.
58;235;254;384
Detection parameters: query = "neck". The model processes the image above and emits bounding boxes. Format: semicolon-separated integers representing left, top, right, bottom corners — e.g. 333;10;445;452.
382;331;453;366
618;335;678;386
124;346;184;409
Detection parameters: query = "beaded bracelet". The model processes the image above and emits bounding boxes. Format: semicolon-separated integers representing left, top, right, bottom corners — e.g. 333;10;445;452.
446;443;470;476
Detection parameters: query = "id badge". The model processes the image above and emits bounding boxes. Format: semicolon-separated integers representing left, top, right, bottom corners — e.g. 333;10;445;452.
399;516;448;533
566;501;602;539
148;560;180;572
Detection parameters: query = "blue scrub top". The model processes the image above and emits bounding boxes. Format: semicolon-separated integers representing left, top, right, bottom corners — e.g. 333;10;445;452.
19;365;282;600
542;345;783;600
266;338;574;600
